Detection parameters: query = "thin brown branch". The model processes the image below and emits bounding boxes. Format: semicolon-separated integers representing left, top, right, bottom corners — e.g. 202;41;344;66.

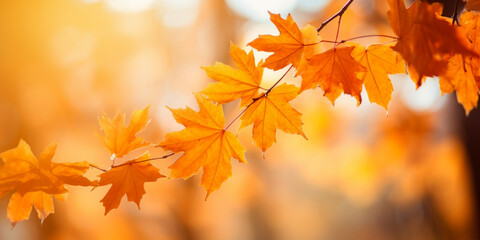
265;65;294;95
303;39;339;46
224;102;254;131
317;0;354;32
111;153;176;168
341;34;397;42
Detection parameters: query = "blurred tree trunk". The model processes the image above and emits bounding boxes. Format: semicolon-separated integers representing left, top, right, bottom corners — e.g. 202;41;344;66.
458;103;480;239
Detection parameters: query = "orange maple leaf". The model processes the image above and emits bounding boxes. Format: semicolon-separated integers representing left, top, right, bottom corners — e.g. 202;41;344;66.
240;84;307;152
439;12;480;114
462;11;480;88
248;12;320;70
7;191;65;227
97;151;164;215
300;46;366;105
98;106;150;158
201;43;264;107
387;0;474;86
0;140;93;226
440;55;479;114
158;93;246;198
351;43;405;110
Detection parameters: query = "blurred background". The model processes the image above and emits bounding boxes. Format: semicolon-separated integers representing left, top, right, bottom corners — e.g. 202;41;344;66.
0;0;478;239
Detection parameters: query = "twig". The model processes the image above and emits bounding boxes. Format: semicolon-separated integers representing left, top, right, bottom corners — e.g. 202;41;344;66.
111;153;175;168
224;102;254;131
317;0;354;32
452;0;460;25
88;153;175;171
265;65;294;95
341;34;397;42
89;163;107;172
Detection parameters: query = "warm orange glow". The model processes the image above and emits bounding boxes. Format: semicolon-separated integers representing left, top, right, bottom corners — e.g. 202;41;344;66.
0;0;477;239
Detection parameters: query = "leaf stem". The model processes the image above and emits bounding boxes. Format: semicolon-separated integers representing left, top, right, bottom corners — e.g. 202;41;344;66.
334;15;343;47
317;0;354;32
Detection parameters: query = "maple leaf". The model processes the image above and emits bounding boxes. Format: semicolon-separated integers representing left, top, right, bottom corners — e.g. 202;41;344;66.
438;12;480;114
240;84;307;152
0;140;93;226
296;24;324;76
6;191;66;227
201;43;264;107
387;0;474;86
351;43;405;110
248;12;320;70
0;140;93;195
158;93;246;198
97;151;164;215
440;55;479;114
461;11;480;87
300;46;366;105
98;106;150;158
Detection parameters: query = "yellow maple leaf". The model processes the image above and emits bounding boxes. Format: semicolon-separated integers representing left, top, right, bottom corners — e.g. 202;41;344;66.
240;84;307;152
6;191;66;227
98;106;150;158
0;140;93;226
351;43;405;110
201;43;264;107
158;93;246;198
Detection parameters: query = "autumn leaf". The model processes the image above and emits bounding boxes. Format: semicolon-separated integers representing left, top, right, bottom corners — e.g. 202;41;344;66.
98;106;150;158
387;0;474;86
296;24;324;76
158;93;246;198
461;11;480;87
0;140;93;226
438;12;480;114
240;84;307;152
440;55;479;114
300;46;365;105
0;140;93;195
351;43;405;110
97;151;164;215
6;191;64;227
201;43;264;107
248;12;320;70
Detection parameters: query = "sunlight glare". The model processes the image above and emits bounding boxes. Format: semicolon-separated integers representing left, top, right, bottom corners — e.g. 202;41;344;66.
105;0;156;13
226;0;298;22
